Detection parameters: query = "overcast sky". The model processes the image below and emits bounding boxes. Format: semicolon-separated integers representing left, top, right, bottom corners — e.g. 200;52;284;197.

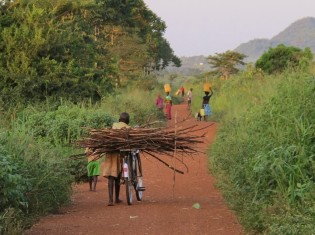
143;0;315;57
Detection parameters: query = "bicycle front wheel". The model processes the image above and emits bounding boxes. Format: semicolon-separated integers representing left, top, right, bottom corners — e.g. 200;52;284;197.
125;158;133;205
135;176;143;201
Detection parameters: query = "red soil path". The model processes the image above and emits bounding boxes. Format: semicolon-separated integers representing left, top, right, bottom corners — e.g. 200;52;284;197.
25;103;244;235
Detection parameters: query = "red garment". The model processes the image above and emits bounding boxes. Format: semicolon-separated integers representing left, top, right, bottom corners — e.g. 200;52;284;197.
180;86;185;96
165;103;172;119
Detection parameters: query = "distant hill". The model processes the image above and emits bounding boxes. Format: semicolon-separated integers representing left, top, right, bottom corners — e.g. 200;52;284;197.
235;17;315;62
163;17;315;75
234;39;277;62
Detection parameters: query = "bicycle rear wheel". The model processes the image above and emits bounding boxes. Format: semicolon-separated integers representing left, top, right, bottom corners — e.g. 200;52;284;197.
134;154;144;201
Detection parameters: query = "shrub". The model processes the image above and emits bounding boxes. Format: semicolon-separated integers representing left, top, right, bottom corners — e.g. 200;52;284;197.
20;104;115;146
255;44;313;74
0;130;73;232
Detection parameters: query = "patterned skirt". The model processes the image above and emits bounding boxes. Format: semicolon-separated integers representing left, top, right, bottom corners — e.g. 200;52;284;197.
203;104;211;116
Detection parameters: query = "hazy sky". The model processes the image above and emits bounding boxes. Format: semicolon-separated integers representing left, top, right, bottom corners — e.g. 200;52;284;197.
143;0;315;57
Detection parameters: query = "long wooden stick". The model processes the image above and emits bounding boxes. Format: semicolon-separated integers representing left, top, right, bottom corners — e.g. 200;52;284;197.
143;151;184;174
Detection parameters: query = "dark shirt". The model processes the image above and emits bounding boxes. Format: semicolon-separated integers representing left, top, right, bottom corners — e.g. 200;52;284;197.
202;95;211;105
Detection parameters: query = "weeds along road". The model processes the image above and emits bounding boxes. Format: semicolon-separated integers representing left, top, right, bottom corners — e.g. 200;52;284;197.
25;103;243;235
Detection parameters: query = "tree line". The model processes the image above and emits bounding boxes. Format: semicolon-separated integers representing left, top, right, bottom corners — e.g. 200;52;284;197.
0;0;181;107
207;45;313;79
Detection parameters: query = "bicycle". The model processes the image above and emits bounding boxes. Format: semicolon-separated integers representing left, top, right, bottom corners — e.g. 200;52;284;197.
120;149;145;205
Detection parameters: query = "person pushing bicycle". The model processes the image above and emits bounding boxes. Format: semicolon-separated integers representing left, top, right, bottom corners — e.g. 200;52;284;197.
103;112;130;206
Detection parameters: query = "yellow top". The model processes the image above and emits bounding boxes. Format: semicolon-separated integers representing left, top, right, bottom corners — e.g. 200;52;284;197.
112;122;130;129
103;121;130;178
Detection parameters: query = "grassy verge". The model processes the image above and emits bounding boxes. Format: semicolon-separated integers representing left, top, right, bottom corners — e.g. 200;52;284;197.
208;71;315;234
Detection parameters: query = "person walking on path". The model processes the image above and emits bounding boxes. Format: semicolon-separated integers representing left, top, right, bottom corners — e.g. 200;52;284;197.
155;94;164;111
103;112;130;206
180;86;185;97
202;88;213;121
85;148;101;191
187;88;193;110
164;92;172;120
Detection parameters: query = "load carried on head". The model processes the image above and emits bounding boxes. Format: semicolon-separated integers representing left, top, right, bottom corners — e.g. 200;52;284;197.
203;82;211;92
164;84;171;93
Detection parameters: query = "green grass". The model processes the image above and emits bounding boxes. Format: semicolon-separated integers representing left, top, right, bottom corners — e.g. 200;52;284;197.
208;70;315;234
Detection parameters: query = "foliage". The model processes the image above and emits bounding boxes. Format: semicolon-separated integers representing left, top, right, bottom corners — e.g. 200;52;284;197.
95;0;183;71
255;44;313;74
21;104;115;146
100;87;166;125
0;130;73;233
209;71;315;234
0;105;99;231
0;101;114;232
207;50;246;79
0;151;27;213
0;0;180;107
0;0;110;105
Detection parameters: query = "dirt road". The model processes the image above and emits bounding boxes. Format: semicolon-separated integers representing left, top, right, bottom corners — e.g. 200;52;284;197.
25;104;243;235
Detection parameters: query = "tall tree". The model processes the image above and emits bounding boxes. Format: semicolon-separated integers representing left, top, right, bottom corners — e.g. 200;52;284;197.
207;50;246;79
95;0;180;71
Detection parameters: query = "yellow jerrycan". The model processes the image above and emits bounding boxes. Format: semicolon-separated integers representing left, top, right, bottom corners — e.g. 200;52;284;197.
203;82;211;92
164;84;171;93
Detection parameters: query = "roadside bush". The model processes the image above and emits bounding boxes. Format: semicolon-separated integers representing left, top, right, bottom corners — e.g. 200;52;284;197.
21;104;115;146
9;103;117;185
209;72;315;234
0;151;27;213
0;130;73;233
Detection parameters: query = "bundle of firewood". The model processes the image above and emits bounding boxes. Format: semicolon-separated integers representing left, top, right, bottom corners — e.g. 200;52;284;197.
75;122;212;174
76;124;208;157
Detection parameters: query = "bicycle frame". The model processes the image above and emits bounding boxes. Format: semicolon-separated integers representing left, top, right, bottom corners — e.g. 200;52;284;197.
120;149;144;205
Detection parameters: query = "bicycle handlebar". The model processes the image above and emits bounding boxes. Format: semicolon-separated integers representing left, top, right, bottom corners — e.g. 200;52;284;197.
119;149;144;152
